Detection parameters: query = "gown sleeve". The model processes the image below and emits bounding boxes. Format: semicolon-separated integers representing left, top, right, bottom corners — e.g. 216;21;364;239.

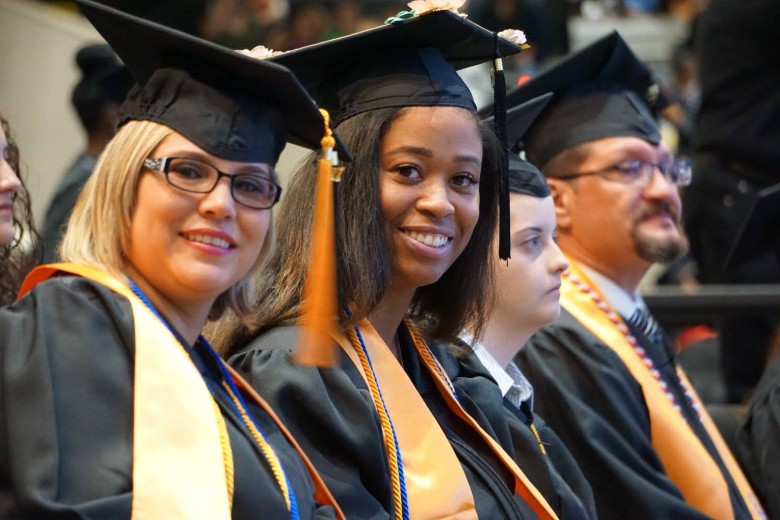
516;312;711;520
0;276;136;518
736;351;780;519
229;327;393;520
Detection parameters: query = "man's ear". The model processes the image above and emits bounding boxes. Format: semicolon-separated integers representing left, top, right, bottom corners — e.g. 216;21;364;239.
548;179;572;231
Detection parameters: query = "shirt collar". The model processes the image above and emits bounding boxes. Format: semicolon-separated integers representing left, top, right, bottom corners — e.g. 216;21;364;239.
459;331;534;407
578;264;648;319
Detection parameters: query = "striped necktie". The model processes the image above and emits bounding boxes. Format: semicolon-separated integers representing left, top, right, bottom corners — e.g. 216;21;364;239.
627;307;664;346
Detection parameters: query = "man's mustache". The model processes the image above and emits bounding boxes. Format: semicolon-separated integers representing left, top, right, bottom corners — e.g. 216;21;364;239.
636;201;681;226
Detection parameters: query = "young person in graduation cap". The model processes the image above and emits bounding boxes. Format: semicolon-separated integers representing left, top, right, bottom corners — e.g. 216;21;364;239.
445;94;596;520
504;32;765;520
212;4;562;519
0;1;345;518
0;115;41;307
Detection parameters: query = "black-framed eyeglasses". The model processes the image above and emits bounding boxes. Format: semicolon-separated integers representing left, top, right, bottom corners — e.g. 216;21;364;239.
143;157;282;209
555;159;692;187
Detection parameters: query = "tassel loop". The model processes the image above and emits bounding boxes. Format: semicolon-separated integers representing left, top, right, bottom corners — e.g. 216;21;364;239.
320;108;345;182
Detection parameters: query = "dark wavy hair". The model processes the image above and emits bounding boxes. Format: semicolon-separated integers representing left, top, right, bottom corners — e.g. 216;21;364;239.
1;116;42;306
216;106;501;355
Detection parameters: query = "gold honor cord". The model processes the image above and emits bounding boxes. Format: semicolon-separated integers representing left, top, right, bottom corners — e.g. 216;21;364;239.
337;319;476;519
227;366;347;520
346;325;407;520
529;423;547;456
212;398;235;507
220;381;292;510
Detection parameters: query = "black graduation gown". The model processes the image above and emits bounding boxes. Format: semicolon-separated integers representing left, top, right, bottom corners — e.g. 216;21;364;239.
229;324;542;520
736;350;780;519
0;276;335;519
431;341;597;520
516;309;753;520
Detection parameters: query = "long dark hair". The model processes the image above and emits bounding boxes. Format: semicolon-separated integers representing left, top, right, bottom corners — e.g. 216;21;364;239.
217;106;501;355
1;116;42;306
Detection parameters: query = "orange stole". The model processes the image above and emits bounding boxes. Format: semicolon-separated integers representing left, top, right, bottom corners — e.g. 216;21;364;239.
19;264;345;520
334;319;558;520
560;261;765;520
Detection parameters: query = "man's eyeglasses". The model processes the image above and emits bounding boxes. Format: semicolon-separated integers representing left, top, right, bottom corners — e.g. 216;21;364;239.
555;159;692;187
143;157;282;209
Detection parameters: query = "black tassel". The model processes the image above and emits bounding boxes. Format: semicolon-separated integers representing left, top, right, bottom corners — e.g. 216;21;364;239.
493;34;510;261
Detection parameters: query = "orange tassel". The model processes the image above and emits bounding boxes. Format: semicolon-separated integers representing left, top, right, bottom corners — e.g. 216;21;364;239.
293;109;341;366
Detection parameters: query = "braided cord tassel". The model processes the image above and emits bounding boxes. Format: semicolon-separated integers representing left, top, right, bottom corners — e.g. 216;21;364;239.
221;381;298;516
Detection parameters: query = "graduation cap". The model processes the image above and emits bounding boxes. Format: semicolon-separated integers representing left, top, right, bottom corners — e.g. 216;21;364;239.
76;0;347;165
724;182;780;271
485;93;553;198
268;9;522;126
496;31;667;170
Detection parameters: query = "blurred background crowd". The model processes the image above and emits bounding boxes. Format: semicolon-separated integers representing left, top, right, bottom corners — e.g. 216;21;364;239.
29;0;702;70
4;0;778;411
1;0;704;216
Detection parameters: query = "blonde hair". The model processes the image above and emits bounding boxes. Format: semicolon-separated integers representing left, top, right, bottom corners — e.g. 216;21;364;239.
60;119;275;323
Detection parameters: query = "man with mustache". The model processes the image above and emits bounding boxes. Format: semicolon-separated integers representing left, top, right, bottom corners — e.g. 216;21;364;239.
508;33;765;520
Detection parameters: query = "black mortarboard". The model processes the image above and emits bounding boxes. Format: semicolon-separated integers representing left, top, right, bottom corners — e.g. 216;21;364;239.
268;10;522;126
486;93;553;198
724;182;780;271
497;31;667;169
76;0;346;165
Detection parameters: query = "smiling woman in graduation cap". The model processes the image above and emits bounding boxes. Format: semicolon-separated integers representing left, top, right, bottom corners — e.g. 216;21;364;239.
211;4;560;519
0;1;346;518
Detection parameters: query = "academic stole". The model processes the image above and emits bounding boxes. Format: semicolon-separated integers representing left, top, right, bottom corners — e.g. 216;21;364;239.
560;260;765;520
335;318;558;520
19;263;344;520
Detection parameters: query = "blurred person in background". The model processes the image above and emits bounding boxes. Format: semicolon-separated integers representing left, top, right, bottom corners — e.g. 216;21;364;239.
42;43;132;262
97;0;210;35
732;187;780;519
322;0;369;40
661;42;699;158
684;0;780;405
266;1;329;51
471;0;569;77
200;0;289;49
